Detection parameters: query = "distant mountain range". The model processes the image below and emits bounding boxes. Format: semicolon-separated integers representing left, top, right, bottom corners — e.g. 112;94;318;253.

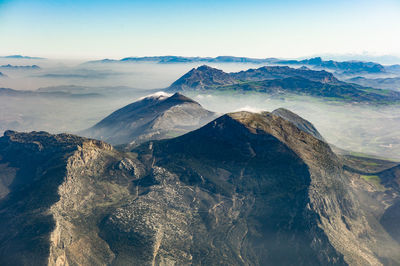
82;92;217;145
167;65;400;104
0;87;101;98
87;56;275;64
85;56;398;75
1;109;399;265
347;76;400;91
0;55;45;59
275;57;385;74
0;64;41;70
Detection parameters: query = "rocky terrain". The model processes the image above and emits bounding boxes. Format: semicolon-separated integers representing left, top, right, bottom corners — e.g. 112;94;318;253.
82;92;217;145
0;109;399;265
271;108;325;141
167;65;400;103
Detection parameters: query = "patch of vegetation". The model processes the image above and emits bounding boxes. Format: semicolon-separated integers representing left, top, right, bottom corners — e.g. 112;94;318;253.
360;175;385;190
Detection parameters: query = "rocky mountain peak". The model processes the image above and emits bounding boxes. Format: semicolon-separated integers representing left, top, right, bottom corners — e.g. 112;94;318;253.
82;92;216;145
226;111;337;166
164;92;197;104
168;65;237;91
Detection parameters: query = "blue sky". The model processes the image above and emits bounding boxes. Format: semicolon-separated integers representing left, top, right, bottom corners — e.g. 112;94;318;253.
0;0;399;59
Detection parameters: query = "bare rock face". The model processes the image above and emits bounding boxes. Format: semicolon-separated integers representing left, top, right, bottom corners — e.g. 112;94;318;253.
0;131;113;265
0;111;400;265
82;92;217;146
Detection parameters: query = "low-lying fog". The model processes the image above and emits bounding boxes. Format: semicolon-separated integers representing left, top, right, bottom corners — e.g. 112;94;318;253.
1;58;400;160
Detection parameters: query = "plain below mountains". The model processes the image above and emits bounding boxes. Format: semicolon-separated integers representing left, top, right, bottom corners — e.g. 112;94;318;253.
166;65;400;104
0;87;102;98
81;92;218;145
0;85;151;99
0;108;399;265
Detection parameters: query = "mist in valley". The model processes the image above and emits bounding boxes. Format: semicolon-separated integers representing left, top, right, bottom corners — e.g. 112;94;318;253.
1;59;400;160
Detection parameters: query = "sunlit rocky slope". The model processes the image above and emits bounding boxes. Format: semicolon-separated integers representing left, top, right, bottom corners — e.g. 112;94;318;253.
0;109;399;265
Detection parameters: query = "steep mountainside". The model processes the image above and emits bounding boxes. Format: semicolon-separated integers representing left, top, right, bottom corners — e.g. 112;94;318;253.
167;66;400;103
1;111;400;265
272;108;324;140
82;92;217;145
0;131;118;265
341;157;400;249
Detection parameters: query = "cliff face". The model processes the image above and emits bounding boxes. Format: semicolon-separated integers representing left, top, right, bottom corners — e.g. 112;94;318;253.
0;111;399;265
0;131;114;265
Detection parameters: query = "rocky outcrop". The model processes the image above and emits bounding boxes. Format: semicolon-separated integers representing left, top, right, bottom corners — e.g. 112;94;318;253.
0;131;113;265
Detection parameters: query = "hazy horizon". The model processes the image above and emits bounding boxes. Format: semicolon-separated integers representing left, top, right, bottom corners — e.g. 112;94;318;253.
1;0;399;59
1;53;400;65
